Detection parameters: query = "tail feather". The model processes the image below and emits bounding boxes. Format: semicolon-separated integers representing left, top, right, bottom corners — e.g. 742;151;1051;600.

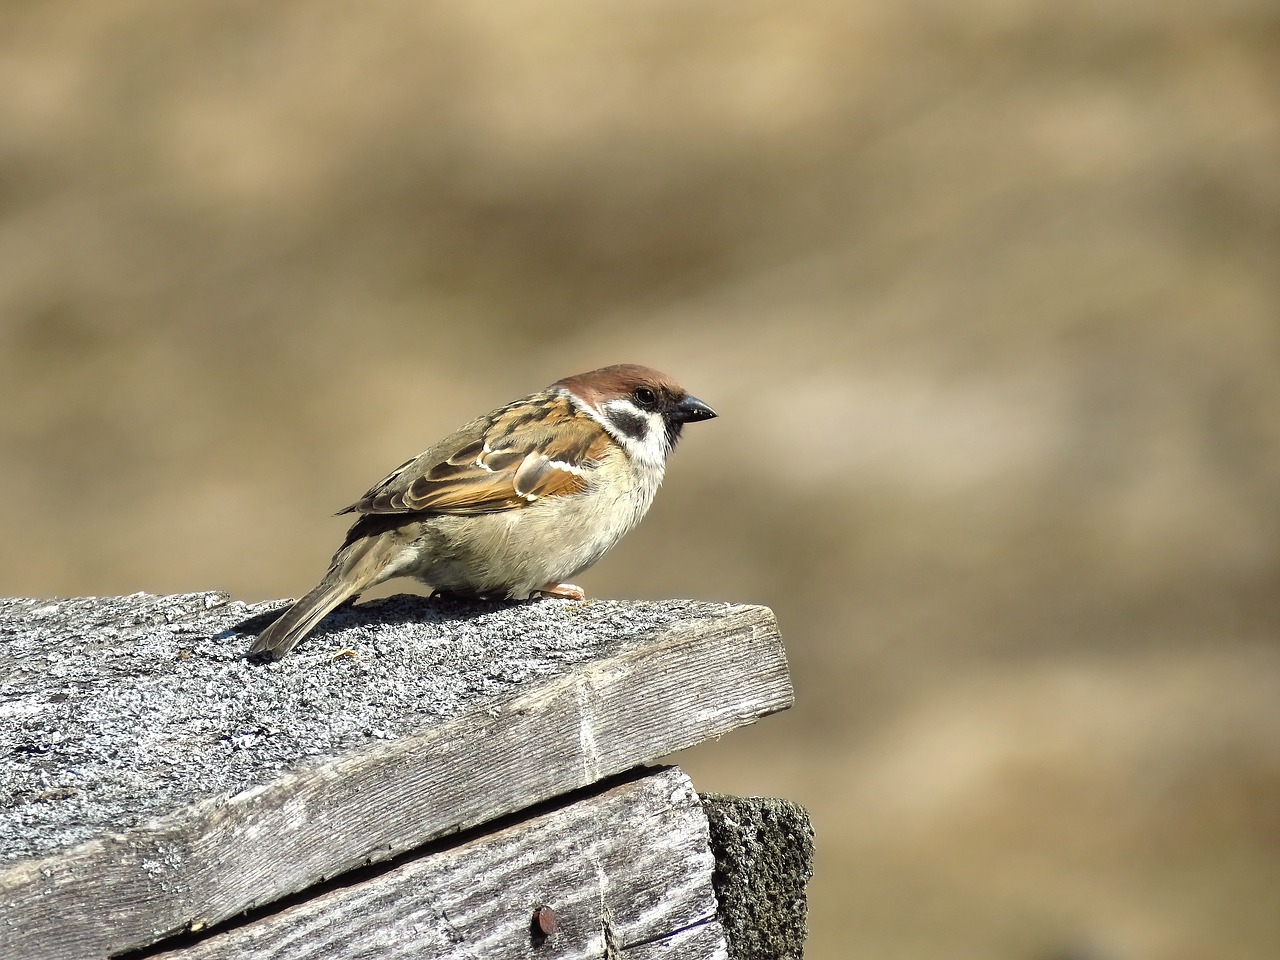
248;576;360;660
249;532;399;660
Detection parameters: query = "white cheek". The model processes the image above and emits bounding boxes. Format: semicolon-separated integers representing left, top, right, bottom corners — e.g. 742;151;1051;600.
563;389;670;468
631;417;671;470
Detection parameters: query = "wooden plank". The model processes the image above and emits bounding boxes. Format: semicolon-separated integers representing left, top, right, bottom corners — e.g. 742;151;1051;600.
151;767;727;960
0;593;790;959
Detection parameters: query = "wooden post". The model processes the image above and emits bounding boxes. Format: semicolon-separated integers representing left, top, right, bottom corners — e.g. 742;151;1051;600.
0;591;809;959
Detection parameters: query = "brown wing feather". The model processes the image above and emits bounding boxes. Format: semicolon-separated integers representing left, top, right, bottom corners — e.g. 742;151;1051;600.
338;392;610;517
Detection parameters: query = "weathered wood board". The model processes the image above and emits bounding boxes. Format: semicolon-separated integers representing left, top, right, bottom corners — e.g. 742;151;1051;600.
0;592;791;959
152;767;726;960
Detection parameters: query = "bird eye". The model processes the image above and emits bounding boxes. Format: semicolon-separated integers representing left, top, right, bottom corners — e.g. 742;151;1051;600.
633;387;658;409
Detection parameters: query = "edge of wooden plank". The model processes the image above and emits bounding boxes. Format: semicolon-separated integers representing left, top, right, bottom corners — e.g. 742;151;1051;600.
0;603;790;959
151;767;727;960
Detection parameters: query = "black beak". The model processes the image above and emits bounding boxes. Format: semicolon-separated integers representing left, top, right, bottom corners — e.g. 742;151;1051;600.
672;394;717;423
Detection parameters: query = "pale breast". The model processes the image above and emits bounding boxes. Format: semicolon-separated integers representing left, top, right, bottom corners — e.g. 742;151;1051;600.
408;449;664;598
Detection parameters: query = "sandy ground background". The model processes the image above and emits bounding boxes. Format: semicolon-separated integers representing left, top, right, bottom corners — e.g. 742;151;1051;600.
3;3;1278;958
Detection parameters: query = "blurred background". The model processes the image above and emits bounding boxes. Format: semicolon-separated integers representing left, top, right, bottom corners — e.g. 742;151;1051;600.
3;2;1278;957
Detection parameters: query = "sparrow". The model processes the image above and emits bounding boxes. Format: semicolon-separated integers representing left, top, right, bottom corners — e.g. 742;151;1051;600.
249;364;716;660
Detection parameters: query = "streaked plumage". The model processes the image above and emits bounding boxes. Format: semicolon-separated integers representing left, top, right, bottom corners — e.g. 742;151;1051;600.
249;364;716;660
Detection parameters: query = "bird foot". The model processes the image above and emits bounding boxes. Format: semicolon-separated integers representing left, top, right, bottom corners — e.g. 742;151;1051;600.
536;582;586;601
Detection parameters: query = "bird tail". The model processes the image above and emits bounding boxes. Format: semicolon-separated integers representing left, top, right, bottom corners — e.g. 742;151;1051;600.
248;532;398;660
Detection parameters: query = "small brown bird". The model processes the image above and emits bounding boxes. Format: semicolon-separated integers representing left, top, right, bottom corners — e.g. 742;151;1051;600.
249;364;716;659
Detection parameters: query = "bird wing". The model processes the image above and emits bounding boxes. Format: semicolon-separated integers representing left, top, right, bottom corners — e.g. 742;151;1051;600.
339;393;611;516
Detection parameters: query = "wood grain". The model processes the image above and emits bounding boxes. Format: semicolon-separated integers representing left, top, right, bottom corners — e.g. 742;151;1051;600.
153;768;727;960
0;596;789;959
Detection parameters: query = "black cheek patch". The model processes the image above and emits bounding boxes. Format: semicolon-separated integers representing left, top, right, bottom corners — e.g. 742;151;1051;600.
607;407;650;442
